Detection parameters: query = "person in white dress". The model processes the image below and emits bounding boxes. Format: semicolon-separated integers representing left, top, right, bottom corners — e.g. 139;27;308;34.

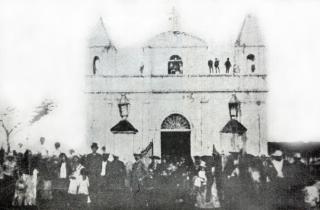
68;155;84;195
77;168;90;206
193;160;221;209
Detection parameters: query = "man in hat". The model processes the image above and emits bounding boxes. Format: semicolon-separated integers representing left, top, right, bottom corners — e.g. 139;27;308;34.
131;153;149;208
290;153;309;187
108;153;126;189
52;142;61;157
85;142;102;197
131;153;148;190
264;150;290;209
265;150;286;180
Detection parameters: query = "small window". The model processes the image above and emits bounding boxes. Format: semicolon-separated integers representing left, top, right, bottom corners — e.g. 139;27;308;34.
246;54;255;61
93;56;100;75
168;55;183;74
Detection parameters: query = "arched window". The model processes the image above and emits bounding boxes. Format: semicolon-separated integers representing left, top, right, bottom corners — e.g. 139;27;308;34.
161;114;190;130
168;55;183;74
93;56;100;75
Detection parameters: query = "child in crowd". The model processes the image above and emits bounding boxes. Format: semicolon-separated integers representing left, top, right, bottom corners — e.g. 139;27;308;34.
68;155;84;207
77;168;90;206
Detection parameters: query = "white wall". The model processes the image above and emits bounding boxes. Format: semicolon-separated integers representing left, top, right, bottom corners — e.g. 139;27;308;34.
86;90;267;160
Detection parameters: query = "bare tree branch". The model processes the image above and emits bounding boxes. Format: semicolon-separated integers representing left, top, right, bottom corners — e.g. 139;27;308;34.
0;99;56;152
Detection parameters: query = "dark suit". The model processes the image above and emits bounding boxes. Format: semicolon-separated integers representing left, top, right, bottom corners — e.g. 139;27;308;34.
264;159;291;209
85;153;102;194
109;159;126;189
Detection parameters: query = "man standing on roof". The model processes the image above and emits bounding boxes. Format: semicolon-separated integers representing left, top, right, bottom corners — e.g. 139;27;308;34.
214;58;220;74
225;58;231;74
208;60;213;73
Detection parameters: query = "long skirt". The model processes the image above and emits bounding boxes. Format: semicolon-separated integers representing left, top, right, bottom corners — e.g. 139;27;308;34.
12;174;37;206
195;181;221;209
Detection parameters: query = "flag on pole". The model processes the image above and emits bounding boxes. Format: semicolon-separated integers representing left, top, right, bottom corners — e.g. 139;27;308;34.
140;142;153;157
140;142;153;167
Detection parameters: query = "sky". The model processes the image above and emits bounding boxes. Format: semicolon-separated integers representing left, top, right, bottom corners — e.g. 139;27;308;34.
0;0;320;152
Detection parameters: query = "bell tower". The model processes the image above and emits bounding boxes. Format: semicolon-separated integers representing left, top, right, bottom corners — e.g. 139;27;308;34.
88;17;117;76
168;7;180;32
234;14;266;75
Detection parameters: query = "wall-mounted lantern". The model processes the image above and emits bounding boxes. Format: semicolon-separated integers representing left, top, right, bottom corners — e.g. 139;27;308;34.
228;94;240;119
118;94;130;119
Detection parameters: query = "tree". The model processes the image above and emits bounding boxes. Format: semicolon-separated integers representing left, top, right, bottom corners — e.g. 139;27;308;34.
0;107;21;152
0;99;56;152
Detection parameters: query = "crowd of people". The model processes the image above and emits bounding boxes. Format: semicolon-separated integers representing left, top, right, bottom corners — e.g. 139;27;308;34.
1;137;320;210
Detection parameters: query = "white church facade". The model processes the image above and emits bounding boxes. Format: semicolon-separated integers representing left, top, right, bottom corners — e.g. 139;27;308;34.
85;12;268;162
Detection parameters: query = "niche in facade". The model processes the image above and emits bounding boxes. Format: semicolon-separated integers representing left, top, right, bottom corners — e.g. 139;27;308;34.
168;55;183;75
93;56;100;75
246;54;255;73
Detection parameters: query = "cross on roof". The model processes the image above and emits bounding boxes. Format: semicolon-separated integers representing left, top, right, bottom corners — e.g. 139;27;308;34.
168;7;180;31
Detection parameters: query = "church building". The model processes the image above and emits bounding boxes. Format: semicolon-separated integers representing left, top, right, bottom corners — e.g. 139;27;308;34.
85;11;268;162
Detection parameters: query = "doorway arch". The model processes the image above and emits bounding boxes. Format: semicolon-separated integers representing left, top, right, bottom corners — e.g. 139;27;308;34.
160;114;191;160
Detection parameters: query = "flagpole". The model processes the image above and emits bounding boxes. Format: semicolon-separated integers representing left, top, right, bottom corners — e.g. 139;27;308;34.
151;139;154;156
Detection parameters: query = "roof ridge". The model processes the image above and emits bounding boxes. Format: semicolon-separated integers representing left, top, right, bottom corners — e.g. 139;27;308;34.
89;17;117;49
235;14;264;47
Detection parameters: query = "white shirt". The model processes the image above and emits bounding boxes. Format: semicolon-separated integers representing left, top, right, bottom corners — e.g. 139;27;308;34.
68;164;84;194
78;177;90;195
16;146;25;154
38;144;48;157
52;148;61;157
272;159;284;178
101;161;107;176
60;162;67;178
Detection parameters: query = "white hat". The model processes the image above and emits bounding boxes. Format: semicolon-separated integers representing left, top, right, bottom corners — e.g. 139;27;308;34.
200;160;206;168
294;152;301;159
271;150;283;157
113;151;121;158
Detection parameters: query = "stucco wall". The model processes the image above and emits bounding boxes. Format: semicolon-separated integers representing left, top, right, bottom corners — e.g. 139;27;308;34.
85;90;267;161
85;74;267;93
